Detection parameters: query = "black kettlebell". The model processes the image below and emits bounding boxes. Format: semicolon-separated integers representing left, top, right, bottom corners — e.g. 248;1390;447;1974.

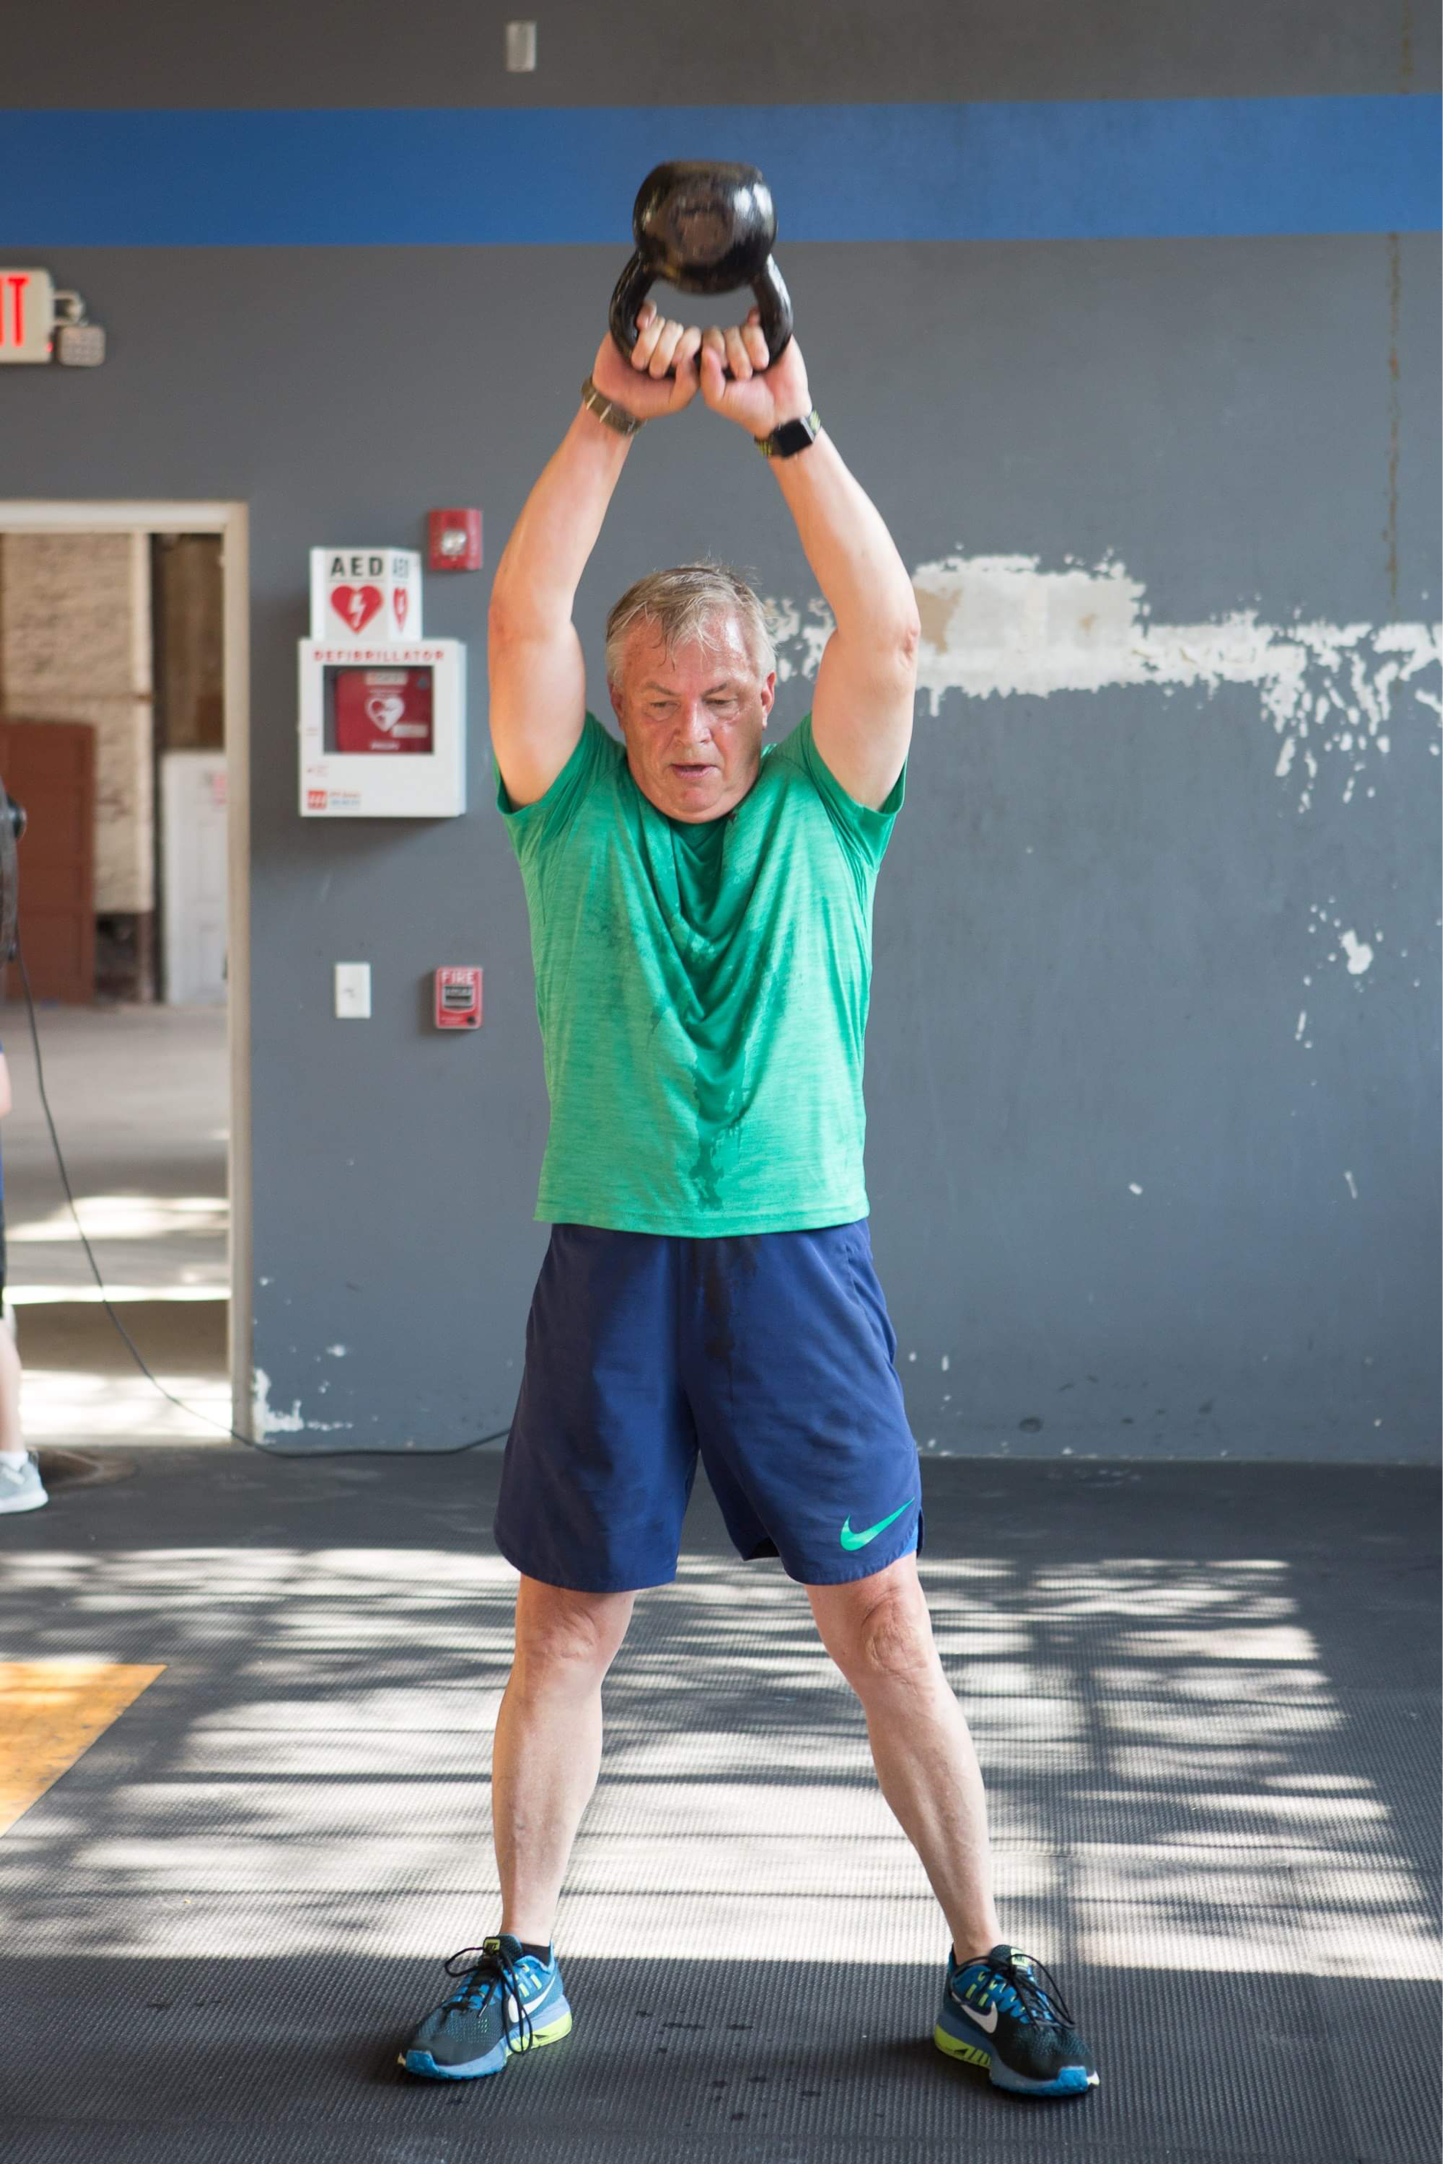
608;160;793;380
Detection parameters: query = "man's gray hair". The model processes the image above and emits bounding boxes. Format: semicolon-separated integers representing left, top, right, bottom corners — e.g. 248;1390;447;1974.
604;562;777;691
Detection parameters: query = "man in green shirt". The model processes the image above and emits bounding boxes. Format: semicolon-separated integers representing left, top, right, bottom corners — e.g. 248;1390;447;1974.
400;304;1099;2102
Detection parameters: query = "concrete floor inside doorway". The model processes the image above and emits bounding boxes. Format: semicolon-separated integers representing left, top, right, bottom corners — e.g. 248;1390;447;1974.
0;1447;1438;2164
1;1000;229;1447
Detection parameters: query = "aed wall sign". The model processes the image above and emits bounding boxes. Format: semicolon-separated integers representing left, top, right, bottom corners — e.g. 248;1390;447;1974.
0;268;54;362
310;547;422;645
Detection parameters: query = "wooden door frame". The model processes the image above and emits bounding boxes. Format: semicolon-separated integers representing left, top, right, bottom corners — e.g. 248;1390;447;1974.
0;499;251;1445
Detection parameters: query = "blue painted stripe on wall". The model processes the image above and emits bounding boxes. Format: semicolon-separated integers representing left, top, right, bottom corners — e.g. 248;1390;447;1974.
1;98;1436;246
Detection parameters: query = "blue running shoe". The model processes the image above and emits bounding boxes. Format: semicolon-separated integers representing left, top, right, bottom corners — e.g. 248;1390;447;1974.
934;1941;1099;2097
399;1933;572;2080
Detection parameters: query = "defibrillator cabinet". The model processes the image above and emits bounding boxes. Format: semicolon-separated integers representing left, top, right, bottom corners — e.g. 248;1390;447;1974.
298;547;467;818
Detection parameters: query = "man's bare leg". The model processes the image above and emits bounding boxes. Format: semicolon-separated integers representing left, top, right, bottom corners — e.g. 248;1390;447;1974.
807;1552;1004;1963
491;1575;636;1944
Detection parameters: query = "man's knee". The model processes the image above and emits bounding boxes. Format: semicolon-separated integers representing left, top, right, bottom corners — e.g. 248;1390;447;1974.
512;1578;635;1688
812;1563;938;1693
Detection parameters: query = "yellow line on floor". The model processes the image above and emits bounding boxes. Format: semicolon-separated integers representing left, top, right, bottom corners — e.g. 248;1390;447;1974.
0;1660;165;1833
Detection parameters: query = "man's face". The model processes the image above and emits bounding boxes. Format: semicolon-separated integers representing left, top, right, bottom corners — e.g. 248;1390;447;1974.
610;615;775;823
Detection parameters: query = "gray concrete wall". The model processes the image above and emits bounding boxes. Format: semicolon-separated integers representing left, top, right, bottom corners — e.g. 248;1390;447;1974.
9;0;1436;104
3;4;1438;1459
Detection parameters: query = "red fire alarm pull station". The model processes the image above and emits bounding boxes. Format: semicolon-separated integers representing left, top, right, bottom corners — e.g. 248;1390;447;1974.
428;509;482;572
434;966;482;1029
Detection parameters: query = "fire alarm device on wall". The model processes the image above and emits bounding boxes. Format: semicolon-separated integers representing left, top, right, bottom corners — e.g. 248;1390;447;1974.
434;966;482;1028
428;509;482;572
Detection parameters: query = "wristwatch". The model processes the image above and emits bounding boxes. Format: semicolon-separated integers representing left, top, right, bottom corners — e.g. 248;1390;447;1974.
580;375;645;437
755;407;822;459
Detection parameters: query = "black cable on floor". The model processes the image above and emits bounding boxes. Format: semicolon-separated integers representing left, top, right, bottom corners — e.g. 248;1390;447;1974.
13;938;508;1458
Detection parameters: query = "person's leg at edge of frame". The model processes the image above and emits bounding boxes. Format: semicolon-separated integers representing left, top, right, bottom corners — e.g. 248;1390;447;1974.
0;1293;46;1512
398;1574;635;2079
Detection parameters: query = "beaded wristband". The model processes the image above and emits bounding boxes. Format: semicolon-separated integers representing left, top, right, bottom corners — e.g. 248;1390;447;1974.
580;375;645;437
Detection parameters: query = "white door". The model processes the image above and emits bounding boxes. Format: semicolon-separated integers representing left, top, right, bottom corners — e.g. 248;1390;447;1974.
162;750;228;1004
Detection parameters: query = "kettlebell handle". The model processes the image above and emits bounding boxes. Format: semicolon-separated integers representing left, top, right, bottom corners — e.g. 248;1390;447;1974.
608;253;793;381
607;159;794;381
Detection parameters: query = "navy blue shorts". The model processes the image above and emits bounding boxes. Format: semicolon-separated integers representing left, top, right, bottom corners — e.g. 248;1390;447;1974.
494;1219;923;1593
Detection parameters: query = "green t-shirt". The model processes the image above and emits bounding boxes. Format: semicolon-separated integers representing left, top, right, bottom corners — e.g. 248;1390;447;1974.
497;710;905;1236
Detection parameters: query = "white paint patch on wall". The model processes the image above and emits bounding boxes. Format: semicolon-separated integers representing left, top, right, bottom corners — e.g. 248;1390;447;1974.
252;1365;353;1439
253;1366;305;1436
763;552;1442;817
761;594;834;687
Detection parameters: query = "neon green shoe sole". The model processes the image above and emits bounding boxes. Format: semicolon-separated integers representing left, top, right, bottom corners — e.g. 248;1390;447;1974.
517;2009;573;2051
934;2021;992;2070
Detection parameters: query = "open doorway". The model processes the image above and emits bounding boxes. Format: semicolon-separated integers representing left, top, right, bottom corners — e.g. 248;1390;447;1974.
0;500;250;1451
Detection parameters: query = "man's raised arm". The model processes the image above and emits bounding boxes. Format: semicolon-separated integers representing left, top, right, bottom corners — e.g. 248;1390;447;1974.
699;314;920;813
488;306;703;808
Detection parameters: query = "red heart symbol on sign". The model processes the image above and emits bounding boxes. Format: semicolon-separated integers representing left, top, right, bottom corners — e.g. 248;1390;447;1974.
393;587;409;631
331;584;383;633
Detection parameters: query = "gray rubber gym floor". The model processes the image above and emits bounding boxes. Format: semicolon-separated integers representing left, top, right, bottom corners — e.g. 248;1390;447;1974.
1;1449;1438;2164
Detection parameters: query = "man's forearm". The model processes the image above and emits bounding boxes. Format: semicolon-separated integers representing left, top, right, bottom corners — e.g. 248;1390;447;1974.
490;405;633;634
768;431;919;646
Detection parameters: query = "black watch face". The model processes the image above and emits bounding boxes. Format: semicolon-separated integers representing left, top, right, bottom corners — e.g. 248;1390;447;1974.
774;414;816;452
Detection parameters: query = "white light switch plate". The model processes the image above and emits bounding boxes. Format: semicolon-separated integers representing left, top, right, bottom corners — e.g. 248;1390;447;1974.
335;962;371;1018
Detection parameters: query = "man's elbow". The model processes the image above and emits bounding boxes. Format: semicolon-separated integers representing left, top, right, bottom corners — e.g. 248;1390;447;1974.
879;609;920;676
866;598;920;668
894;610;921;667
837;607;919;665
487;583;524;643
489;582;570;650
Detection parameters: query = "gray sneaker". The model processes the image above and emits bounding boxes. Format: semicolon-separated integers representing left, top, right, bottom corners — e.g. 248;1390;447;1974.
0;1453;48;1513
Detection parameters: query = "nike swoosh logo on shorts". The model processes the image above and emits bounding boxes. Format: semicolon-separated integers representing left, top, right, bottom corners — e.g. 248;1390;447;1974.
839;1499;915;1551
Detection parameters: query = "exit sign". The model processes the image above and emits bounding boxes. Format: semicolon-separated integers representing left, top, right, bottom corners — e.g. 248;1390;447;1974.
0;269;55;363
